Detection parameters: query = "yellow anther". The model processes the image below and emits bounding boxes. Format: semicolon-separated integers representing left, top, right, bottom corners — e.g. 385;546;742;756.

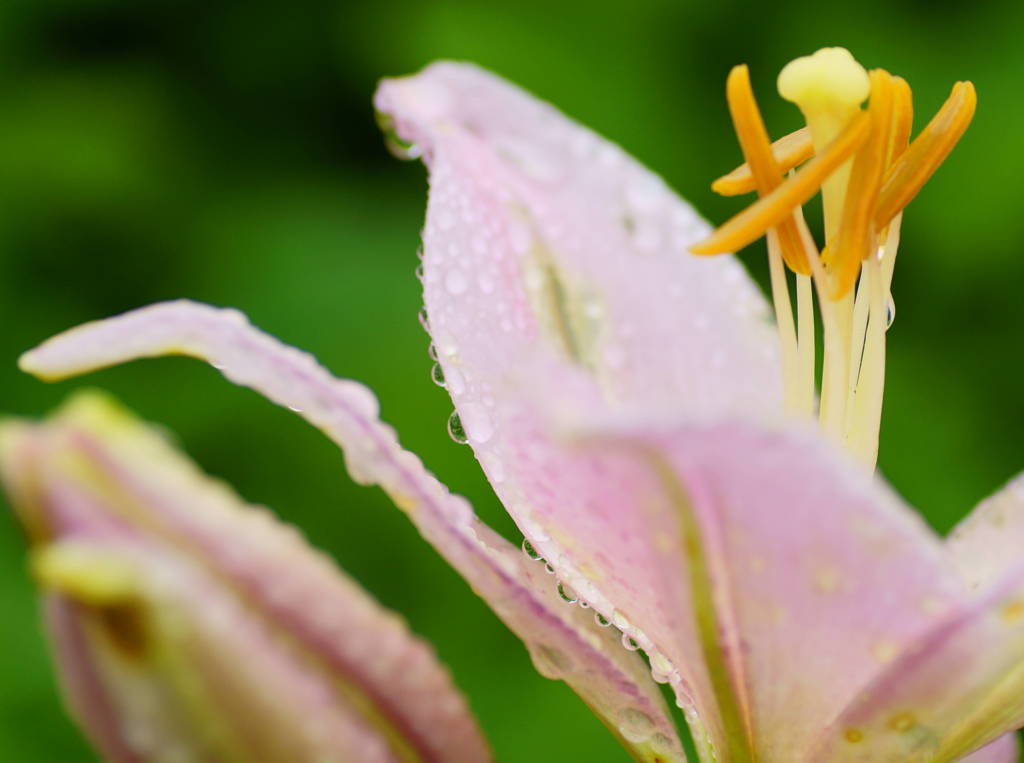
690;111;869;257
712;127;814;196
826;70;896;299
874;81;977;229
721;65;810;273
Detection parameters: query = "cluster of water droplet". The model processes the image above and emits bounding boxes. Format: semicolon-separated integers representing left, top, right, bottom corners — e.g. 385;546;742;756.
520;535;685;693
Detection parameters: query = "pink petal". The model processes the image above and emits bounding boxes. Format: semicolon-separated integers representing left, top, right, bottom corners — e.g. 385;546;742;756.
3;395;490;763
374;62;787;755
566;419;970;760
948;474;1024;591
19;301;688;762
811;563;1024;761
961;735;1021;763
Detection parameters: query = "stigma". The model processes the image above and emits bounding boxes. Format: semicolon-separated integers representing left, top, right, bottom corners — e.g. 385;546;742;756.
690;48;976;469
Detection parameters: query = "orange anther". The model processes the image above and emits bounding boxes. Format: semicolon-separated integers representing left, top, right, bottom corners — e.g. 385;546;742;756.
874;81;976;229
718;65;810;273
888;76;913;164
712;127;814;196
690;111;870;258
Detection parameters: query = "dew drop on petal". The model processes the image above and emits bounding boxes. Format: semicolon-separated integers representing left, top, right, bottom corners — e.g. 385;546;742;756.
556;582;578;604
444;366;466;396
430;363;446;387
456;402;494;443
522;538;543;561
445;268;468;295
617;708;656;744
447;411;469;444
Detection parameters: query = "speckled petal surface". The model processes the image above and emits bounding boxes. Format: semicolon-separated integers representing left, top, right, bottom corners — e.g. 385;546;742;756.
572;419;971;761
947;473;1024;591
1;394;490;763
19;301;688;763
374;61;787;755
812;560;1024;762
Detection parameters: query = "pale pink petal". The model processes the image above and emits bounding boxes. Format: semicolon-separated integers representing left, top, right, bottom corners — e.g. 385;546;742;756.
561;419;970;760
19;301;688;762
374;62;782;423
3;396;490;763
961;734;1021;763
374;62;788;755
808;545;1024;761
948;474;1024;591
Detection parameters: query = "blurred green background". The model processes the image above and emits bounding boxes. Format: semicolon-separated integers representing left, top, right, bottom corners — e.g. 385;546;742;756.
0;0;1021;760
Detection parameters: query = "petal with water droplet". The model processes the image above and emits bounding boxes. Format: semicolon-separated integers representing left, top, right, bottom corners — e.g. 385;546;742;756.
569;419;969;761
18;301;688;763
0;391;490;763
374;62;787;756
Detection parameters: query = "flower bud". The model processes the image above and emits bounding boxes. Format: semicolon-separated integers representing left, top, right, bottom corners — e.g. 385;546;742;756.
0;391;490;763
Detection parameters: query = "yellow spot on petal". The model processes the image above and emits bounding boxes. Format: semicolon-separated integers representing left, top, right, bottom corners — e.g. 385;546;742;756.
871;640;900;664
844;728;864;743
887;711;916;733
813;566;842;593
654;530;673;554
1001;600;1024;624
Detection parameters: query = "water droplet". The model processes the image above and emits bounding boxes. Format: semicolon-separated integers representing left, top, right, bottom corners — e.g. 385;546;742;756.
885;296;895;330
428;344;439;361
376;111;422;160
445;268;468;295
578;600;590;609
418;308;430;332
430;363;445;387
530;644;573;679
447;411;468;444
544;562;556;575
621;633;640;651
457;402;494;443
415;263;425;281
557;582;578;604
595;613;611;627
444;366;465;396
522;539;543;561
617;708;656;744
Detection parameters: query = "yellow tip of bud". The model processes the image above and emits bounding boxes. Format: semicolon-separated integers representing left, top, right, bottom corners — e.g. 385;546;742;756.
32;543;139;604
778;47;870;113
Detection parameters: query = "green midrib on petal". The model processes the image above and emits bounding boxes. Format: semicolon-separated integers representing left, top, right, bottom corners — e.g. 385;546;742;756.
646;452;755;763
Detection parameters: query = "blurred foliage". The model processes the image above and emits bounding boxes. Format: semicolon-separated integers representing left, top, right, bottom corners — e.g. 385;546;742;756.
0;0;1021;760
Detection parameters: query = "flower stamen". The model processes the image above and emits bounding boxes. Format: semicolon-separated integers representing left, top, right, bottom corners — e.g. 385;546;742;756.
689;112;870;257
875;81;977;229
712;127;813;196
690;47;976;469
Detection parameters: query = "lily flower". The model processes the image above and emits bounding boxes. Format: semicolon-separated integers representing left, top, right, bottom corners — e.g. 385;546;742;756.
12;47;1024;762
0;391;491;762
